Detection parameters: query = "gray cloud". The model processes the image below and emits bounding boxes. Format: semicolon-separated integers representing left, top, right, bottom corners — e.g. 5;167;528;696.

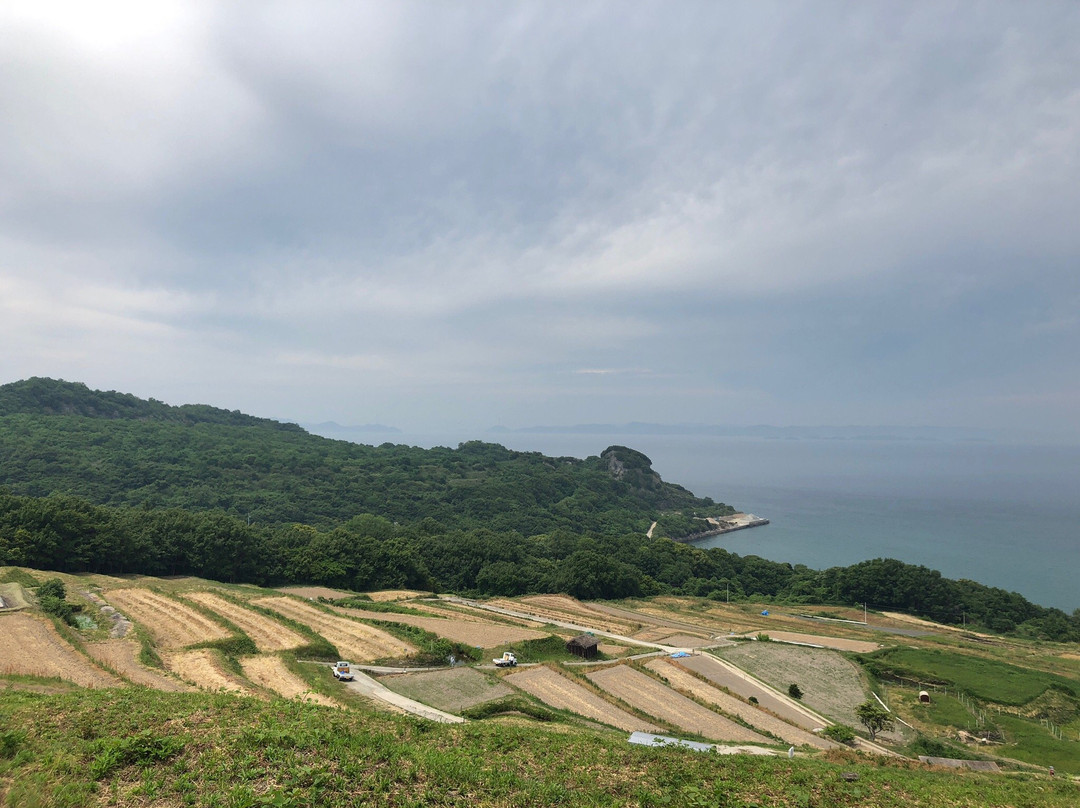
1;1;1078;435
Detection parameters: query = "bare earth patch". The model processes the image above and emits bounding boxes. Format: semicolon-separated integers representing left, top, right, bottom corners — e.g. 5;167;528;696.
239;655;338;707
186;592;305;651
718;642;869;728
85;640;192;691
163;649;255;694
0;613;122;688
277;586;356;600
738;631;880;653
587;665;771;744
253;597;415;661
644;658;836;750
506;666;659;732
105;588;231;648
328;604;547;648
381;667;511;712
651;634;718;648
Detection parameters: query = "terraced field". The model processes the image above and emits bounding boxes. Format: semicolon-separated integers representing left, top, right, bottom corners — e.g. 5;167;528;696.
239;655;338;707
105;588;231;648
164;649;255;694
676;654;822;729
0;613;121;688
644;658;836;749
253;597;415;661
587;665;771;744
85;640;192;691
718;642;870;728
506;666;660;733
493;596;640;635
329;605;547;648
186;592;305;651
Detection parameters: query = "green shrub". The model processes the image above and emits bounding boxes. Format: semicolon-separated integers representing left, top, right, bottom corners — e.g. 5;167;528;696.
193;636;258;656
37;578;66;600
788;683;803;700
822;724;856;744
461;696;556;722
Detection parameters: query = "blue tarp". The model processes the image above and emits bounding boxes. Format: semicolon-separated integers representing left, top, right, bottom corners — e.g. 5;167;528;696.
761;610;769;616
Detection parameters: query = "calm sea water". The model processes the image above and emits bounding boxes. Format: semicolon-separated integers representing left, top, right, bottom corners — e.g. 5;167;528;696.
325;429;1080;612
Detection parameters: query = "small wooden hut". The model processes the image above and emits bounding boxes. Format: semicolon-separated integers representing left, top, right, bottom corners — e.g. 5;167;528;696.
566;634;600;659
919;690;931;703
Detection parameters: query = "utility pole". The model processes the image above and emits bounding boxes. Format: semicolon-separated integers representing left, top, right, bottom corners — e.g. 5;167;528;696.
863;602;867;624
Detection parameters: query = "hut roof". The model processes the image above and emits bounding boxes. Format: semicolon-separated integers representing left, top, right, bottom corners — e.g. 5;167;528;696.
567;634;600;649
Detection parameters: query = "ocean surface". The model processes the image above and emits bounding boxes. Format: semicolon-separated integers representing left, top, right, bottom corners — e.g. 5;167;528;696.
318;428;1080;612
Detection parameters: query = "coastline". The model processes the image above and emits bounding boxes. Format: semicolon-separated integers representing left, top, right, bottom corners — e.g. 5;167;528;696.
671;513;770;544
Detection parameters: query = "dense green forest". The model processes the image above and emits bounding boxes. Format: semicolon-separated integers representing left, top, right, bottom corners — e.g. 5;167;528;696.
1;377;1078;642
0;378;729;535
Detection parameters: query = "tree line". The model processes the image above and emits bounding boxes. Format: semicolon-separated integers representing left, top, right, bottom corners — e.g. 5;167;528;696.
2;490;1076;642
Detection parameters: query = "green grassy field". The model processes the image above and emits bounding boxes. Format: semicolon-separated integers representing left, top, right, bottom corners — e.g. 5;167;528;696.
866;648;1077;705
2;687;1077;808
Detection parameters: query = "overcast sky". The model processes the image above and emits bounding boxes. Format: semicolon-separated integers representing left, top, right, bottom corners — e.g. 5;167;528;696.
2;2;1078;438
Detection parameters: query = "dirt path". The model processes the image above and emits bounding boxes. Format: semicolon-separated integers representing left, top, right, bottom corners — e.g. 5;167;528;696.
239;655;338;707
163;649;256;695
505;666;660;733
105;589;231;648
587;665;771;744
0;613;122;688
85;640;192;691
328;604;547;648
186;592;305;651
644;658;837;750
253;597;415;661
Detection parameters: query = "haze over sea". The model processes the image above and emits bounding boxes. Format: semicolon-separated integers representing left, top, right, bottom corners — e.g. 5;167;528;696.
312;426;1080;613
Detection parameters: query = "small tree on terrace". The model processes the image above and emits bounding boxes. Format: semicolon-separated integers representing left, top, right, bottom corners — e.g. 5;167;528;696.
855;700;894;741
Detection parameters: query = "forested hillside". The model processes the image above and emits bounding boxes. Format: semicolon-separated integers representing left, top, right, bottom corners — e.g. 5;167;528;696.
1;378;1078;641
0;378;729;534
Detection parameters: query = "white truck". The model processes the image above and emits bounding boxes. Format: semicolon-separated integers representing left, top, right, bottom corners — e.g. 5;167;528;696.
332;661;355;681
492;652;517;668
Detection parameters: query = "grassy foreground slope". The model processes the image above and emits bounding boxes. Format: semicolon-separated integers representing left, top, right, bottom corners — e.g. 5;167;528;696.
1;688;1075;808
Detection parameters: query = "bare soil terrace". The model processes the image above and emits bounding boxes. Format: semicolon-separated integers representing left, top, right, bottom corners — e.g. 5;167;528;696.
587;664;771;744
105;588;231;648
505;666;659;733
253;597;415;661
85;639;192;691
0;613;121;688
186;591;305;651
